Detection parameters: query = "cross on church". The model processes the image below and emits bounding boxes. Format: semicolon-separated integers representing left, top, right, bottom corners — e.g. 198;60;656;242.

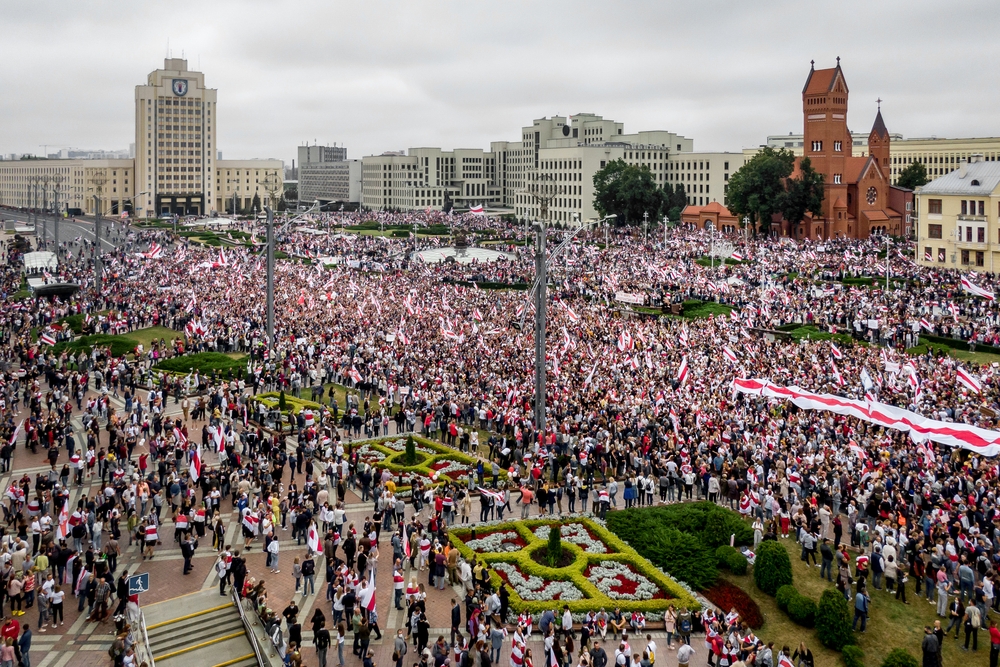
876;97;882;110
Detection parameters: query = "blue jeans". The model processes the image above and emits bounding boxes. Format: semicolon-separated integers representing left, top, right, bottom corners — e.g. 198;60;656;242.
303;574;315;596
852;610;867;632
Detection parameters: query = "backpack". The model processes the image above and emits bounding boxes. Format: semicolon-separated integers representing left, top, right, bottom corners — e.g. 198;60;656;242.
679;618;692;634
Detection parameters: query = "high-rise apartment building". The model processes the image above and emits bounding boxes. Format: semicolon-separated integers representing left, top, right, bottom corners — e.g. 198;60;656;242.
297;144;362;204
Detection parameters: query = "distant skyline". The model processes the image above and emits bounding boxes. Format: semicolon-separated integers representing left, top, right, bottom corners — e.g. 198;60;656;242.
2;0;998;166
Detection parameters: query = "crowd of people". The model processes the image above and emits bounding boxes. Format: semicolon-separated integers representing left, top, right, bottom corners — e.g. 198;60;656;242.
0;209;999;667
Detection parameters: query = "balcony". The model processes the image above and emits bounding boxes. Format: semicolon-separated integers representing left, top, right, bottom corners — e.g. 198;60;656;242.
957;214;987;223
955;239;990;251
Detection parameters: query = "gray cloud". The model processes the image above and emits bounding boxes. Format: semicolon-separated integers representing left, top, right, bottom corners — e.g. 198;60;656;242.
1;0;998;165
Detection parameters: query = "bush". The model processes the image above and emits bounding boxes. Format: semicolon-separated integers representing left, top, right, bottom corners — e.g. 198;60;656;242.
787;593;817;627
880;649;918;667
715;545;748;575
605;509;720;590
546;524;563;568
815;589;855;650
775;584;797;611
404;435;417;465
753;541;792;595
155;352;247;375
841;645;864;667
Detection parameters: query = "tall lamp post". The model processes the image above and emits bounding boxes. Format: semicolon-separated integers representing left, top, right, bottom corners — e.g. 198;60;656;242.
525;213;616;433
663;215;669;246
93;194;103;299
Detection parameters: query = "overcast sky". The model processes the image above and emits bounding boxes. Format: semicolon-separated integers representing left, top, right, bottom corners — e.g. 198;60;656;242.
2;0;998;166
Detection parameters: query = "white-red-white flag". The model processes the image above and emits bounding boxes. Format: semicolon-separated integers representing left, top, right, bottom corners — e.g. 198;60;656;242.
676;356;689;386
956;367;982;393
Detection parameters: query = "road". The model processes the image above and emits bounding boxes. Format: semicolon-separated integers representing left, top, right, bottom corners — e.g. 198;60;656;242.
3;208;130;256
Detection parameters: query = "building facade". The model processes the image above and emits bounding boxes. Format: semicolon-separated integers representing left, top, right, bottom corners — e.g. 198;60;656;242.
667;152;746;209
0;58;283;218
0;159;135;216
915;156;1000;273
297;144;361;204
761;133;1000;185
135;58;218;216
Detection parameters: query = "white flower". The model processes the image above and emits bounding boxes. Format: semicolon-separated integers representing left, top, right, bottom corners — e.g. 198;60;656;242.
587;561;663;601
382;438;437;456
494;563;584;601
464;531;523;553
533;523;609;554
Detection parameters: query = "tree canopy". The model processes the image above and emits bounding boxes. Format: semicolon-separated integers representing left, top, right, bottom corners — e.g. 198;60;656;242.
895;161;929;191
726;147;795;233
592;159;666;225
781;157;825;225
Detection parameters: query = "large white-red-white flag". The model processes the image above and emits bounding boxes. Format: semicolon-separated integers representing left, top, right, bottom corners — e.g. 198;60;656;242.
961;276;995;301
676;356;689;386
189;443;202;483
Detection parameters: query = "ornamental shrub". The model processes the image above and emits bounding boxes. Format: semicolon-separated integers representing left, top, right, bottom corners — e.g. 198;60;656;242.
775;584;796;611
815;589;855;650
278;390;287;412
715;545;748;575
753;541;792;595
546;524;563;568
405;435;417;465
841;645;864;667
880;648;918;667
787;593;817;627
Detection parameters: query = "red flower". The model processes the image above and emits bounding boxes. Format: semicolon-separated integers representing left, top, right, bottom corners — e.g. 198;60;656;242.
702;580;764;629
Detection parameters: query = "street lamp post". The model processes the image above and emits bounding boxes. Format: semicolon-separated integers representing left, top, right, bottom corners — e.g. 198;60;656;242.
527;213;615;434
265;206;275;356
643;211;648;244
93;194;103;301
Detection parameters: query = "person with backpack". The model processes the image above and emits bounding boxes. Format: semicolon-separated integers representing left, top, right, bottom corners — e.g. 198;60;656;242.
964;603;982;652
314;619;331;667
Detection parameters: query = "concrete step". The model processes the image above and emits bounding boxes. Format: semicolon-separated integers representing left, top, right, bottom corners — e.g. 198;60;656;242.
155;634;256;667
149;611;245;656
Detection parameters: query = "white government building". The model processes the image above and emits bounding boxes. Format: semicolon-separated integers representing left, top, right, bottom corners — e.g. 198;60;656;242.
360;113;746;223
0;58;282;218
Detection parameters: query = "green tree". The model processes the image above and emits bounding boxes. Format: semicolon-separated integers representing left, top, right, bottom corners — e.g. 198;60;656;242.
896;161;929;191
781;156;825;225
666;183;687;224
726;147;795;234
593;159;666;225
252;192;262;214
880;648;918;667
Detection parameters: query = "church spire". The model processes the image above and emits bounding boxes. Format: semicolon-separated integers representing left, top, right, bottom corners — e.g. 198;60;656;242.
870;103;889;140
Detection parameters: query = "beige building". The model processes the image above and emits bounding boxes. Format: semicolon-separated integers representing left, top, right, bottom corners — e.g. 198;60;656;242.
759;132;1000;185
915;155;1000;272
0;58;284;218
0;159;134;216
135;58;218;216
214;159;284;214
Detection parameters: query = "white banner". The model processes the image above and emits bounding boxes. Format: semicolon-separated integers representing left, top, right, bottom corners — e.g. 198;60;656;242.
732;378;1000;457
615;291;645;305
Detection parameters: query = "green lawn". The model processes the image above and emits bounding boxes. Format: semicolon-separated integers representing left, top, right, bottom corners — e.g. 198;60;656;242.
129;326;181;350
728;538;951;667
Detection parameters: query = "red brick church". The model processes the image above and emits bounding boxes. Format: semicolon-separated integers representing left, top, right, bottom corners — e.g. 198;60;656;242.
682;59;911;240
777;58;909;240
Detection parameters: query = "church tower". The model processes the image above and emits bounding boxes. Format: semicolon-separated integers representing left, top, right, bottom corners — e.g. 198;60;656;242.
801;58;852;234
868;103;890;174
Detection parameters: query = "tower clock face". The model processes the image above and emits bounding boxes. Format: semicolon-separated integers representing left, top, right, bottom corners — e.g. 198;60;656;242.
866;187;877;206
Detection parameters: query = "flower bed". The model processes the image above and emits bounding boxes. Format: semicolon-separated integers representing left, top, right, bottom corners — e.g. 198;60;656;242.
462;530;527;553
449;517;699;615
702;579;764;629
494;562;585;601
534;523;609;554
332;435;494;495
584;561;668;601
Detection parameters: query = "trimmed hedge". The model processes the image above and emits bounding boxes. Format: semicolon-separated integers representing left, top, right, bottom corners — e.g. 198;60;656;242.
155;352;248;376
676;300;733;319
787;593;817;627
252;392;325;417
816;588;855;650
52;334;139;358
605;503;752;591
702;579;763;629
775;584;796;610
448;517;700;616
715;545;748;575
753;540;793;595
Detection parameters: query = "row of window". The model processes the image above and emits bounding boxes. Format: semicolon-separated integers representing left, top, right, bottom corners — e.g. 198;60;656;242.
810;141;844;152
924;247;985;266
